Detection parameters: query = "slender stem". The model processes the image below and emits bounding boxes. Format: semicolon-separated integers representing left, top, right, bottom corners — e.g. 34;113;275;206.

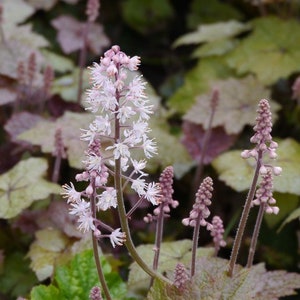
228;150;262;277
90;179;112;300
51;155;61;183
126;196;145;218
114;158;172;285
191;216;201;277
113;100;172;285
246;203;266;268
152;205;164;271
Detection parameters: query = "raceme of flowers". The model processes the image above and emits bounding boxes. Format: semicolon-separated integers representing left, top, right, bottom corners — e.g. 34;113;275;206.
241;99;281;215
62;45;161;247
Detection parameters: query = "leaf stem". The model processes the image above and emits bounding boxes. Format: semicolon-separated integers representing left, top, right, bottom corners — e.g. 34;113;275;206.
228;150;262;277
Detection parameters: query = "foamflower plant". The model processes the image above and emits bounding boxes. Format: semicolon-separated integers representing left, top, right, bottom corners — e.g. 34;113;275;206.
62;45;172;298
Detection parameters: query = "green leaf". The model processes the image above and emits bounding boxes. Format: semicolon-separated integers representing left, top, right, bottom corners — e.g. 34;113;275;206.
31;285;61;300
0;158;61;219
173;20;251;47
122;0;174;34
168;56;234;114
187;0;243;29
147;257;300;299
27;228;70;281
148;119;193;179
128;240;214;295
264;193;299;228
226;16;300;85
192;39;238;58
0;252;37;298
17;112;95;169
184;76;278;134
278;206;300;232
41;50;75;73
52;68;90;102
30;250;127;300
212;139;300;195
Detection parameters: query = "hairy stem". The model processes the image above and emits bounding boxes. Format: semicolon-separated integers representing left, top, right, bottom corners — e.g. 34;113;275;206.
246;203;266;268
90;179;112;300
191;215;201;277
228;150;262;277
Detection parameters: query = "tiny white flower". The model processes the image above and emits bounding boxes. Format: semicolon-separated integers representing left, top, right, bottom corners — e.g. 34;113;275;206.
69;199;90;216
77;212;95;233
131;177;146;196
144;182;161;205
109;228;126;248
96;188;117;211
61;183;82;203
93;114;112;135
117;105;136;123
107;142;130;160
131;159;147;176
83;153;102;172
142;137;157;158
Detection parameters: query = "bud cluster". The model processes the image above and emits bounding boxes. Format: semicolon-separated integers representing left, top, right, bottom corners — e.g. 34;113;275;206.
182;176;213;230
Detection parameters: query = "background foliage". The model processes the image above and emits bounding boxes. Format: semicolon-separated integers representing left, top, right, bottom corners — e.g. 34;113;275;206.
0;0;300;299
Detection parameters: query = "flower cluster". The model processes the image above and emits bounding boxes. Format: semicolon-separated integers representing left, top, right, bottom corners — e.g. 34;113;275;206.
144;166;179;223
182;176;213;230
241;99;281;176
252;169;279;214
62;45;161;248
241;99;281;214
210;216;226;253
173;263;189;292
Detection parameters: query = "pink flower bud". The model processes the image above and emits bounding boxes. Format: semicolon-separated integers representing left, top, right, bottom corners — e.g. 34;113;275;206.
273;166;282;176
86;184;94;195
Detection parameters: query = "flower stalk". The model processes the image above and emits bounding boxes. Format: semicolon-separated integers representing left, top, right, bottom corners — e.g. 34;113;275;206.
228;99;281;276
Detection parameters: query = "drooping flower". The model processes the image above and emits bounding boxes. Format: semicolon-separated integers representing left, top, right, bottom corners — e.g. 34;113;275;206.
109;228;126;248
61;183;82;203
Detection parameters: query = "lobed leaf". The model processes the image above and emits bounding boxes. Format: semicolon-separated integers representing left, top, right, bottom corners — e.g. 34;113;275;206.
30;249;128;300
168;56;234;115
173;20;251;47
0;158;61;219
128;240;214;295
183;76;278;134
148;257;300;299
226;17;300;85
17;112;95;169
212;138;300;195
